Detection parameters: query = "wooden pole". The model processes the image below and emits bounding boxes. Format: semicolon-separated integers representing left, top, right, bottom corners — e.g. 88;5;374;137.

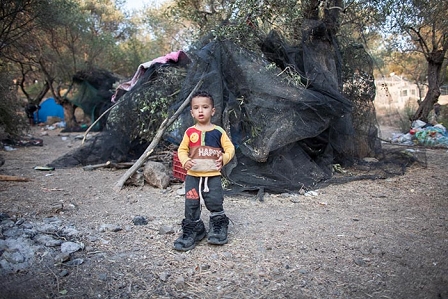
113;81;202;192
0;175;31;182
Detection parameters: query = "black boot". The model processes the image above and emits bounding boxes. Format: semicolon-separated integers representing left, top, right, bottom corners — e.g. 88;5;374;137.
173;219;206;251
208;214;229;245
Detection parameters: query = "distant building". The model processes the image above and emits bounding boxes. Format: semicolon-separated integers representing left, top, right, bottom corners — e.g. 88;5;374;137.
374;74;448;110
441;85;448;96
374;74;424;110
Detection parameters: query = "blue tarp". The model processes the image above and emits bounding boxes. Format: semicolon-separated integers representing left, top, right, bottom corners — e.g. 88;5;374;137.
34;98;64;123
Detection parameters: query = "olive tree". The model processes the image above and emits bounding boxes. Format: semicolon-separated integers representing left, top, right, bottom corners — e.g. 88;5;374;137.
384;0;448;122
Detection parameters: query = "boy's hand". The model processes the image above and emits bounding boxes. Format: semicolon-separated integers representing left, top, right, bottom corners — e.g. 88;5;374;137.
215;154;223;171
183;159;196;171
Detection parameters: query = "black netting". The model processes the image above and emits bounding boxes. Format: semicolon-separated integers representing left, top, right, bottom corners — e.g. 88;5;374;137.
165;39;353;192
318;144;427;188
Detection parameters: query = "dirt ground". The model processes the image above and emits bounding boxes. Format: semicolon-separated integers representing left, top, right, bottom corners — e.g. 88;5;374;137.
0;125;447;299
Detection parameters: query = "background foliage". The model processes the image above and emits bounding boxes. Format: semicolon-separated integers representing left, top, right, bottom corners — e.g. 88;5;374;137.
0;0;447;137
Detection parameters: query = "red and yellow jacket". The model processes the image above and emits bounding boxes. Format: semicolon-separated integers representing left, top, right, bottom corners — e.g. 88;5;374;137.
177;125;235;177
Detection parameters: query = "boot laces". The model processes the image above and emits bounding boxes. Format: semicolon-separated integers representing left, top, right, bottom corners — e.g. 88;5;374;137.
182;220;196;237
211;216;226;232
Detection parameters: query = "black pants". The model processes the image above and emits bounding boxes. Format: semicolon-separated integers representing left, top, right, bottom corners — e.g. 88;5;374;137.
184;175;224;221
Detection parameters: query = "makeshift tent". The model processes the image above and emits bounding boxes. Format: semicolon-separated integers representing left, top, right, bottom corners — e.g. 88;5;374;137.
69;69;119;131
49;33;422;193
34;98;64;124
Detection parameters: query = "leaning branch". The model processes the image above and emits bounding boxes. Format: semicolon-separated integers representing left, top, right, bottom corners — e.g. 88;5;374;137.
113;81;202;192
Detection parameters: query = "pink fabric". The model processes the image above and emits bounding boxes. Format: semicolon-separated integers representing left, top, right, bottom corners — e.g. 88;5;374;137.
111;51;188;102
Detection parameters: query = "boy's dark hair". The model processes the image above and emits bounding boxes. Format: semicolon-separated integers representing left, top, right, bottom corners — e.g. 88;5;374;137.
191;90;214;107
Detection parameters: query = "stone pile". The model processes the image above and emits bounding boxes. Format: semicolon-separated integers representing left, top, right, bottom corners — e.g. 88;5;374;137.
0;213;84;274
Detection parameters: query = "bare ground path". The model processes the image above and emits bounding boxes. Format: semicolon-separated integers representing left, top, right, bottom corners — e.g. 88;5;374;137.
0;126;447;299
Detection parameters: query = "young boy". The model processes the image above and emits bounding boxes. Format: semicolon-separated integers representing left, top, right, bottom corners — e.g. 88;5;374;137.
173;91;235;251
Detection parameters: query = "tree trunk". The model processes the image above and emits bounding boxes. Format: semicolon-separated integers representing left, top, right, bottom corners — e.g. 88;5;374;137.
301;0;343;89
34;81;50;105
51;86;77;128
61;99;77;128
411;50;444;122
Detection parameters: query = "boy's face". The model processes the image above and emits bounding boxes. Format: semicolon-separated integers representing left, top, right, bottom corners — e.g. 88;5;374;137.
191;96;215;125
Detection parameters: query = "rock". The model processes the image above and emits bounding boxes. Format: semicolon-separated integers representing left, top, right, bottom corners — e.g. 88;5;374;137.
227;262;235;269
62;227;81;237
290;197;301;203
132;216;148;226
59;269;69;277
371;248;383;255
159;225;174;235
54;252;71;263
21;222;34;229
61;241;84;254
176;187;185;196
0;213;89;274
15;218;25;226
304;190;318;197
271;268;282;276
159;271;170;282
175;276;185;288
298;268;309;274
258;270;267;277
48;202;64;214
98;273;108;281
99;224;122;232
0;213;10;221
354;257;368;266
2;250;25;263
117;281;127;289
363;157;379;163
0;239;5;250
35;234;62;247
64;258;84;266
143;161;170;189
43;216;62;224
200;264;210;271
37;224;59;235
126;170;145;187
87;235;99;242
2;226;22;238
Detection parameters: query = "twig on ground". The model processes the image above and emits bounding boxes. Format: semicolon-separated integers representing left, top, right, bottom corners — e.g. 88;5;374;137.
0;175;31;182
46;265;60;293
